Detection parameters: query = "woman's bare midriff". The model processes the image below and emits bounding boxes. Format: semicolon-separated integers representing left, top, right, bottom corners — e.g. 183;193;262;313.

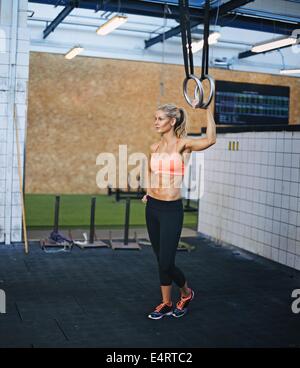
147;173;183;201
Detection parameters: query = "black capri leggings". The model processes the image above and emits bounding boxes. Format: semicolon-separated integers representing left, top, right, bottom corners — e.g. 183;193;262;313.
145;195;186;287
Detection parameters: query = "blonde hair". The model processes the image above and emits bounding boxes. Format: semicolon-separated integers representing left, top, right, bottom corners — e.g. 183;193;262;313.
157;103;188;138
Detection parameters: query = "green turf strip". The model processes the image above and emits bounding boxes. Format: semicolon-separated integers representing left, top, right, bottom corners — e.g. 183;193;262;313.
25;194;198;229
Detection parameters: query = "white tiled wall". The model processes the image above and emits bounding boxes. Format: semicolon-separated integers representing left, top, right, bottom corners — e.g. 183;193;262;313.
0;0;29;244
197;131;300;271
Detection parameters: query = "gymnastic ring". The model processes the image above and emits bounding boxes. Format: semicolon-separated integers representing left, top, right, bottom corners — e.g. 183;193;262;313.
195;74;215;109
183;74;204;108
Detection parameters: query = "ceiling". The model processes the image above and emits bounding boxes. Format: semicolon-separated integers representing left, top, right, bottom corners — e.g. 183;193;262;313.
27;0;300;75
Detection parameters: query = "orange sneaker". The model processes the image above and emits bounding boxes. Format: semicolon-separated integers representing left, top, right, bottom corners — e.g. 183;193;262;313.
148;302;173;320
172;288;194;318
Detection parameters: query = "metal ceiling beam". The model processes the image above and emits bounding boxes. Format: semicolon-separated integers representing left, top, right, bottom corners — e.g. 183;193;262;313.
214;0;255;14
145;14;299;48
145;0;255;48
29;0;300;42
43;1;78;38
238;50;260;59
29;0;204;21
221;14;299;35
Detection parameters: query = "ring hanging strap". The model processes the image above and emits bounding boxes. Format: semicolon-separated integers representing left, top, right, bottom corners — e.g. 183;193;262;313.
179;0;204;108
179;0;194;78
201;0;210;79
196;0;216;109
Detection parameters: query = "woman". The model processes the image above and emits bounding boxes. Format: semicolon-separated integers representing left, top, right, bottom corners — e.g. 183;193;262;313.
142;102;216;320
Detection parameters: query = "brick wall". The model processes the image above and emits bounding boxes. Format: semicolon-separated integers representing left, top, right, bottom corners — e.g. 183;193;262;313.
26;52;300;194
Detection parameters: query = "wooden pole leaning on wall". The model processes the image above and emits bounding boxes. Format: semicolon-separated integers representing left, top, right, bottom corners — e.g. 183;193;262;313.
13;104;29;254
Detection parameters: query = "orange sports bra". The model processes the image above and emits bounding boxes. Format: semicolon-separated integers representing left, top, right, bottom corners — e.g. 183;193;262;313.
150;139;185;176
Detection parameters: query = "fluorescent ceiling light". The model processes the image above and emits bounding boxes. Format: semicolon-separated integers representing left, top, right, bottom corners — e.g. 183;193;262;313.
191;32;221;53
96;15;128;36
280;68;300;75
65;46;84;60
252;36;297;53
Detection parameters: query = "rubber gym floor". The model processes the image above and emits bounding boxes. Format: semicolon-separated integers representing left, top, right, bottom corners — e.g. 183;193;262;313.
0;233;299;348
